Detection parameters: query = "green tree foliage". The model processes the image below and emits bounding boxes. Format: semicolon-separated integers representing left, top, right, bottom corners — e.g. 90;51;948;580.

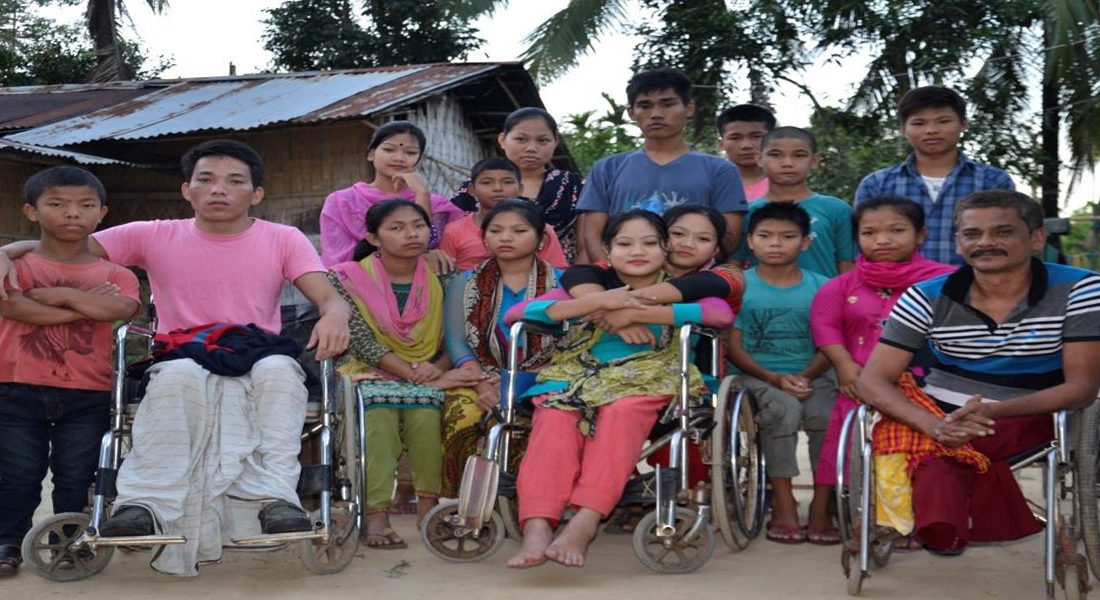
0;0;163;86
558;92;640;175
85;0;168;82
263;0;484;72
806;108;909;201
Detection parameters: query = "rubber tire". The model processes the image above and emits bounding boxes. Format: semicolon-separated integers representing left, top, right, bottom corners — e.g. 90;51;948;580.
497;496;522;541
1076;401;1100;583
21;512;114;582
711;376;765;551
420;500;505;563
632;507;716;574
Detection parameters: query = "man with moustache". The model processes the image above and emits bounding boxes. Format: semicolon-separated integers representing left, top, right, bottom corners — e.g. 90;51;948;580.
857;190;1100;556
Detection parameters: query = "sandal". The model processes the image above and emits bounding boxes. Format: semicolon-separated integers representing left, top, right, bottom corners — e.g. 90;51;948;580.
766;522;806;544
892;534;924;552
806;525;841;546
362;527;408;550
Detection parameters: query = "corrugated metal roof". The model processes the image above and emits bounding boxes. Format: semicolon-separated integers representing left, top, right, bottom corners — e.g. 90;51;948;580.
0;139;142;166
0;87;160;131
8;68;427;146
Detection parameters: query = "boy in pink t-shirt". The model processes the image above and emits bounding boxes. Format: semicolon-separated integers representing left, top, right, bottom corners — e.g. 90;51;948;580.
717;104;776;201
0;140;351;576
0;167;139;576
440;158;569;270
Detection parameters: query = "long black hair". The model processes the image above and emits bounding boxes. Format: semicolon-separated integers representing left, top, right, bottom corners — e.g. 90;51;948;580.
601;209;669;246
480;199;547;243
368;121;427;166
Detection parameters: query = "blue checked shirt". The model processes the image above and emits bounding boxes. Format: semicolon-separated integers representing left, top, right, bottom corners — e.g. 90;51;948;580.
854;153;1015;265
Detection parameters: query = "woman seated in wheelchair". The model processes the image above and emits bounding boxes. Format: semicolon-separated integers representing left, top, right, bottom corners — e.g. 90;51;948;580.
440;200;563;497
502;209;734;568
327;199;487;549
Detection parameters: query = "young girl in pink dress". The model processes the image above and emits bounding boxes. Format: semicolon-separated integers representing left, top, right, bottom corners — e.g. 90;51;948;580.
807;196;954;544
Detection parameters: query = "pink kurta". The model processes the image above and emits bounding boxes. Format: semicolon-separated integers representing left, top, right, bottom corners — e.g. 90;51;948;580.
810;254;955;484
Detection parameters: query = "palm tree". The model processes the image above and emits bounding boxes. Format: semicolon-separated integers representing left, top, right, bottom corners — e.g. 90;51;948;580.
86;0;168;82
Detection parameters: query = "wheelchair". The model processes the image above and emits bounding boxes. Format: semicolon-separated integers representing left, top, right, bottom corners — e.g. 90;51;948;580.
837;401;1099;599
419;319;768;573
19;321;362;582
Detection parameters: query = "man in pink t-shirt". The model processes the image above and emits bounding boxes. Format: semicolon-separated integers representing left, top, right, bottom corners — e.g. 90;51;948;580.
717;104;776;201
0;140;351;576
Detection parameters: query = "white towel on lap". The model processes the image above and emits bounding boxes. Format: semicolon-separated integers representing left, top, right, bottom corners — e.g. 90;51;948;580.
114;354;307;576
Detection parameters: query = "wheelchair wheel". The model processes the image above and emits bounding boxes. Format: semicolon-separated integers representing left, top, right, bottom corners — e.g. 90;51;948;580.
300;506;359;575
1076;401;1100;582
711;376;765;551
632;507;716;574
420;500;505;562
21;512;114;582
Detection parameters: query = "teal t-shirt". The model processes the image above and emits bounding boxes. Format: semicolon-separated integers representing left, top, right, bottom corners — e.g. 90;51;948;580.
734;267;829;374
732;193;856;277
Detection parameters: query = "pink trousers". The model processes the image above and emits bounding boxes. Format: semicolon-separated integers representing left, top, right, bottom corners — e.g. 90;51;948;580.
517;394;669;527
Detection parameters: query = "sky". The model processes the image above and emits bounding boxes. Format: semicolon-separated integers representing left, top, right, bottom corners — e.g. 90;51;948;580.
35;0;1098;211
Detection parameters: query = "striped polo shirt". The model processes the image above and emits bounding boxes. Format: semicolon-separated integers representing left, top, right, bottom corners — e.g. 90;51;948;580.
879;258;1100;407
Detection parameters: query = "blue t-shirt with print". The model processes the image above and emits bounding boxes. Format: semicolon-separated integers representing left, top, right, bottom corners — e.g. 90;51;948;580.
576;149;747;215
734;267;830;374
732;194;856;278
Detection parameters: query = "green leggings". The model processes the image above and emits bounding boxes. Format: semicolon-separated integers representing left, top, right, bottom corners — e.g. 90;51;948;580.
365;407;442;508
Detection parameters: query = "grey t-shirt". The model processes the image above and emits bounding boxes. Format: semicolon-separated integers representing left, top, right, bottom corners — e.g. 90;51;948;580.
576;149;747;215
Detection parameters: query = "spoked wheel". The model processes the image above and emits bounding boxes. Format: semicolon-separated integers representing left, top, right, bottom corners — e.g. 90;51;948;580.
420;500;505;562
632;507;716;574
497;496;522;541
1076;402;1100;582
301;506;359;574
841;407;873;595
21;512;114;582
711;376;766;551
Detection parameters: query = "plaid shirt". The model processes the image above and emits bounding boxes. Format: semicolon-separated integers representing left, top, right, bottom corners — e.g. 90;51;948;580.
855;153;1014;265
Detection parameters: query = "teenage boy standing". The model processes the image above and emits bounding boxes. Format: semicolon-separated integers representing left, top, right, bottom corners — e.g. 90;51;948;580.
578;68;747;260
855;86;1014;265
717;103;777;201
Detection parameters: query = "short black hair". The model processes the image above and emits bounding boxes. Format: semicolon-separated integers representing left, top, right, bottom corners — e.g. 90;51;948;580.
748;201;811;236
853;195;926;232
954;190;1044;233
626;68;692;106
601;209;669;246
24;165;107;207
181;139;264;187
762;126;818;153
716;104;777;136
897;86;967;124
470;157;520;181
663;204;726;243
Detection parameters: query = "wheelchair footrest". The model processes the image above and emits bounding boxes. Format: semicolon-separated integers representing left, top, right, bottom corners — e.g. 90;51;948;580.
87;534;187;546
619;472;657;505
230;530;324;545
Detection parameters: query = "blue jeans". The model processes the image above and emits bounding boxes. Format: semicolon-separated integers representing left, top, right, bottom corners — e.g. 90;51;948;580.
0;383;110;546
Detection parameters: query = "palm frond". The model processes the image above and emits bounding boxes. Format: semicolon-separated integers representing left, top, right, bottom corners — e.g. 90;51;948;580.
519;0;629;82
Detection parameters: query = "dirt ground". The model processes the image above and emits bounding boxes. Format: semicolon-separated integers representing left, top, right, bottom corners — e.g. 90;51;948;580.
7;440;1082;600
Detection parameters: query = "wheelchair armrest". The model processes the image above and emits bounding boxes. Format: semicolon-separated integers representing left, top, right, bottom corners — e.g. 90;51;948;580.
510;319;567;340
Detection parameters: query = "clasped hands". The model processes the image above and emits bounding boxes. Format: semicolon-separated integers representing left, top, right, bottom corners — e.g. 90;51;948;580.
929;395;996;447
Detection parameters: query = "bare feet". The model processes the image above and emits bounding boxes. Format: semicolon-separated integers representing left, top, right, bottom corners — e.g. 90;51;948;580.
544;508;600;568
507;518;552;568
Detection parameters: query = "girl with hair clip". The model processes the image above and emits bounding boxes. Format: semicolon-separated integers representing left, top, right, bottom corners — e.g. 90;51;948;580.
440;200;563;498
327;200;486;549
321;121;465;273
503;210;734;569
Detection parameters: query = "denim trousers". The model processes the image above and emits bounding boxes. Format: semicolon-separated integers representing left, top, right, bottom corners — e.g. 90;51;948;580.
0;383;110;546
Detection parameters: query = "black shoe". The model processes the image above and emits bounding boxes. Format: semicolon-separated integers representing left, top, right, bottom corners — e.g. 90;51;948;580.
98;506;155;537
258;501;312;534
0;544;21;577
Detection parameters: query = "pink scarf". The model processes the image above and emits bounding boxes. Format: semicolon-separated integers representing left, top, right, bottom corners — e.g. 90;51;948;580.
330;254;433;343
855;252;955;291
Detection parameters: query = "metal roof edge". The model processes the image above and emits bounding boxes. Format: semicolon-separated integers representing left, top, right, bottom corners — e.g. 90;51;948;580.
0;139;148;167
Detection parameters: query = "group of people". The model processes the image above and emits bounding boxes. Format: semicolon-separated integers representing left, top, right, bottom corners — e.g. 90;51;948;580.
0;65;1098;582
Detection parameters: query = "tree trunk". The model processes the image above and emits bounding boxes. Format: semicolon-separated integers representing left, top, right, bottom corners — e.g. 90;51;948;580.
87;0;131;82
1040;26;1060;220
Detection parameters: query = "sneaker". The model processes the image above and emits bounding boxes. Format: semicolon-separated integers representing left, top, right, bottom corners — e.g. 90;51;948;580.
0;544;21;577
98;506;155;537
258;501;312;534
